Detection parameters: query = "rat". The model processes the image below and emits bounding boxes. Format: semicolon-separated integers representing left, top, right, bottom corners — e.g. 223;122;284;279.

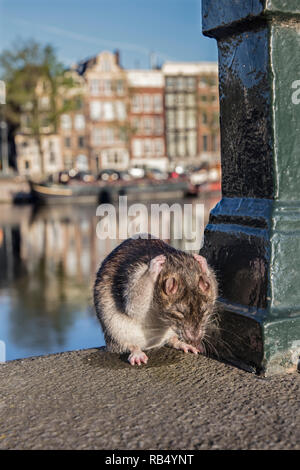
94;235;218;365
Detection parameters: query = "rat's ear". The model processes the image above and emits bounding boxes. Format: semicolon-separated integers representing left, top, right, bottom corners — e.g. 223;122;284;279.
193;254;209;275
164;277;178;295
199;277;210;293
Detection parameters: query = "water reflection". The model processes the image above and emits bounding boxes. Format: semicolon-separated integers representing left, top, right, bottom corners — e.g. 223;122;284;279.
0;194;220;360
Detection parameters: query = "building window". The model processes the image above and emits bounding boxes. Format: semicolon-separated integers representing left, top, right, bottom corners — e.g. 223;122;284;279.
65;137;71;148
154;139;164;156
64;156;73;170
187;77;196;90
199;77;207;88
78;136;85;148
177;110;185;129
90;79;100;95
76;97;83;109
90;101;102;120
178;133;186;156
166;77;175;90
116;101;126;120
116;80;124;95
103;102;114;120
143;117;153;135
132;117;141;135
49;152;56;164
166;111;175;130
106;128;114;144
187;110;196;128
132;95;142;113
202;113;208;124
212;134;218;152
92;128;102;146
177;77;184;90
103;80;112;96
154;117;163;135
74;114;85;130
132;139;143;157
101;58;111;72
39;96;50;110
167;132;176;157
186;94;196;106
76;154;88;171
25;160;30;170
165;94;174;107
178;94;186;107
61;114;72;130
153;94;162;112
144;139;152;156
188;132;197;156
203;135;208;152
143;94;152;112
42;116;50;128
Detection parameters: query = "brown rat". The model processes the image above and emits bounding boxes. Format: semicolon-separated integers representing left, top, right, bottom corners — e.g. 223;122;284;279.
94;235;218;365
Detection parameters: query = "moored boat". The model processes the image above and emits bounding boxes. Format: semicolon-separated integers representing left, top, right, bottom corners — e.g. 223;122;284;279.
30;178;191;204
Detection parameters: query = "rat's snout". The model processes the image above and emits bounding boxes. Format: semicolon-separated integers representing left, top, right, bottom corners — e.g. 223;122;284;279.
182;325;203;345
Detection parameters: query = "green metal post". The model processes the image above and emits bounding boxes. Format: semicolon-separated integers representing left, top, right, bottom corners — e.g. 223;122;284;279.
201;0;300;375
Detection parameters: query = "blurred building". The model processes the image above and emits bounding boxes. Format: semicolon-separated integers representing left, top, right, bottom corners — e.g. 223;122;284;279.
16;134;63;176
77;50;129;173
58;70;88;172
162;62;219;169
127;70;167;171
15;52;220;177
16;78;64;176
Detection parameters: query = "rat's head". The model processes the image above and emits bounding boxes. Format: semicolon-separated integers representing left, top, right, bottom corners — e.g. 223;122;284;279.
156;253;218;349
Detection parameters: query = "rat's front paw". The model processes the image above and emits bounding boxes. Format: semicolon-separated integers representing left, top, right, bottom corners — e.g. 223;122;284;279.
128;350;149;366
177;342;200;355
149;254;166;281
169;337;200;355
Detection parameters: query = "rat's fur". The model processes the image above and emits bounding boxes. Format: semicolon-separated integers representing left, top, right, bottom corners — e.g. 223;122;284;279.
94;236;218;362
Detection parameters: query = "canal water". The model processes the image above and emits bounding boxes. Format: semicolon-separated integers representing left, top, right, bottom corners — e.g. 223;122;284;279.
0;194;220;361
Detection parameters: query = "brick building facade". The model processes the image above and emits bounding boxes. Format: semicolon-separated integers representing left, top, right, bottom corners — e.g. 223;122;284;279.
127;70;167;171
78;51;129;173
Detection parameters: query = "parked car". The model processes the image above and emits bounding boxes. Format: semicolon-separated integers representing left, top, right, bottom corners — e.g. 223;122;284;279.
98;169;121;182
145;168;168;181
118;171;132;181
128;167;145;179
72;171;95;183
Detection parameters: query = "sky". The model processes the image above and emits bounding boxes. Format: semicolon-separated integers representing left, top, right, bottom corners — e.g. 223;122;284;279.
0;0;217;69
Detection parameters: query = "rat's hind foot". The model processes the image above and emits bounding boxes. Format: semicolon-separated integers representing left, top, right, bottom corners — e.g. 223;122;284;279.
128;348;149;366
149;255;166;281
168;336;200;355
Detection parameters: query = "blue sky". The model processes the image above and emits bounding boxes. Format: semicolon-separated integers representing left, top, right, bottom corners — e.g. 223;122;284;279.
0;0;217;69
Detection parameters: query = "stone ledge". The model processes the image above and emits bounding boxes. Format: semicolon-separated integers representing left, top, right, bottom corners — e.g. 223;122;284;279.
0;347;299;450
